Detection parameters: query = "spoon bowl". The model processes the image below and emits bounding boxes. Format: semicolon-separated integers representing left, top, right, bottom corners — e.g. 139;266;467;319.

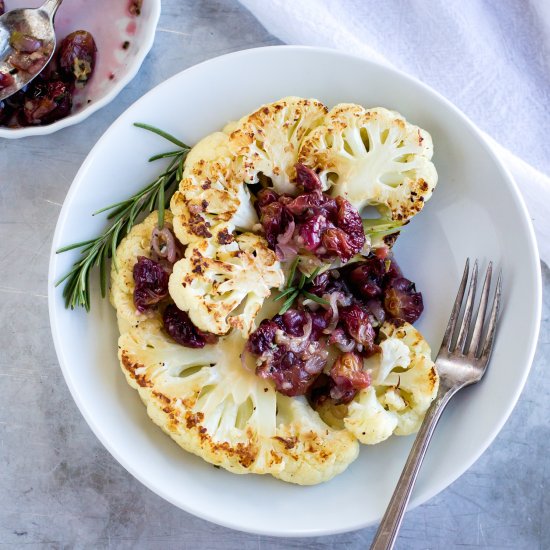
0;0;62;101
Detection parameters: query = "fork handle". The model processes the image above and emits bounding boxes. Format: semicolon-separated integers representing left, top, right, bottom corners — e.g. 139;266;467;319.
370;388;455;550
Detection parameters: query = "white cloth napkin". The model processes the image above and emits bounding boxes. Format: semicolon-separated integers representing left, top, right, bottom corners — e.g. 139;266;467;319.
239;0;550;265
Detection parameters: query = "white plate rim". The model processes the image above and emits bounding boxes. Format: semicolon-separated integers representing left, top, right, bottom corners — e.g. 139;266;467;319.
0;0;161;139
47;45;542;537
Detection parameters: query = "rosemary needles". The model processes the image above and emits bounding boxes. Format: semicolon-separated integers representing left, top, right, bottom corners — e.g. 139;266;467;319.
55;123;190;311
275;259;329;314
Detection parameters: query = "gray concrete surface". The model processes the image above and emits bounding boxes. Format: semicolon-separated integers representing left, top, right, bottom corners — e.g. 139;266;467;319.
1;1;549;548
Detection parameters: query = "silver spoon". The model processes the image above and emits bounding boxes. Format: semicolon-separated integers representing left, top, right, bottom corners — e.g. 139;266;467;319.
0;0;63;101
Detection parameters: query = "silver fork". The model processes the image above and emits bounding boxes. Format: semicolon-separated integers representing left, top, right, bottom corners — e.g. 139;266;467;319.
371;259;502;550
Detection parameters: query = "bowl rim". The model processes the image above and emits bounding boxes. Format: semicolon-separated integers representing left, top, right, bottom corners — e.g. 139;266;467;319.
47;45;542;537
0;0;161;139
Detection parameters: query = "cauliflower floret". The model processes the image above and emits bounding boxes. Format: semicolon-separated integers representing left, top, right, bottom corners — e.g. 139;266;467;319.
171;131;257;246
344;321;439;444
299;105;438;222
374;337;411;384
110;211;173;333
118;320;359;484
169;233;284;336
229;96;328;194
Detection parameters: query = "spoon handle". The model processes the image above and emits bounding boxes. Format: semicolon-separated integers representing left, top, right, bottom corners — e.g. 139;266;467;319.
40;0;63;18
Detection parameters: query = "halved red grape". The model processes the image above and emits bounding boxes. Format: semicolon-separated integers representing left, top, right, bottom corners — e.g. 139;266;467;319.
59;31;97;87
247;319;279;355
346;257;386;298
334;196;366;253
322;227;358;262
132;256;169;312
329;352;371;404
384;277;424;323
256;187;279;208
339;303;378;355
285;189;325;216
308;352;371;407
295;163;322;192
299;213;328;251
281;309;308;336
259;201;292;248
163;304;217;348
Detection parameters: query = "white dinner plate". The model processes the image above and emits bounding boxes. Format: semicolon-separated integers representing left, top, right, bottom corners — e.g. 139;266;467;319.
48;46;542;537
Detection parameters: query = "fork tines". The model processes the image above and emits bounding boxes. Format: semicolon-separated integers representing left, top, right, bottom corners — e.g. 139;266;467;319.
442;259;502;360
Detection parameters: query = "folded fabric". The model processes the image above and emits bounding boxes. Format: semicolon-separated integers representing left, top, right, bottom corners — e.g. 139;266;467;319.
239;0;550;264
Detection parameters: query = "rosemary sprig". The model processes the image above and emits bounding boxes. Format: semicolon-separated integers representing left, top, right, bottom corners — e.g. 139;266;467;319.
275;262;329;314
55;123;191;311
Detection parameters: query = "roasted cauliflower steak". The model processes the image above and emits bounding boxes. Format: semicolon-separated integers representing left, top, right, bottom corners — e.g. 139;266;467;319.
118;320;359;484
299;105;437;222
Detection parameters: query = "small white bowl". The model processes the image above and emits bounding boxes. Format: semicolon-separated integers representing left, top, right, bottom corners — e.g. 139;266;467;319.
0;0;160;139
